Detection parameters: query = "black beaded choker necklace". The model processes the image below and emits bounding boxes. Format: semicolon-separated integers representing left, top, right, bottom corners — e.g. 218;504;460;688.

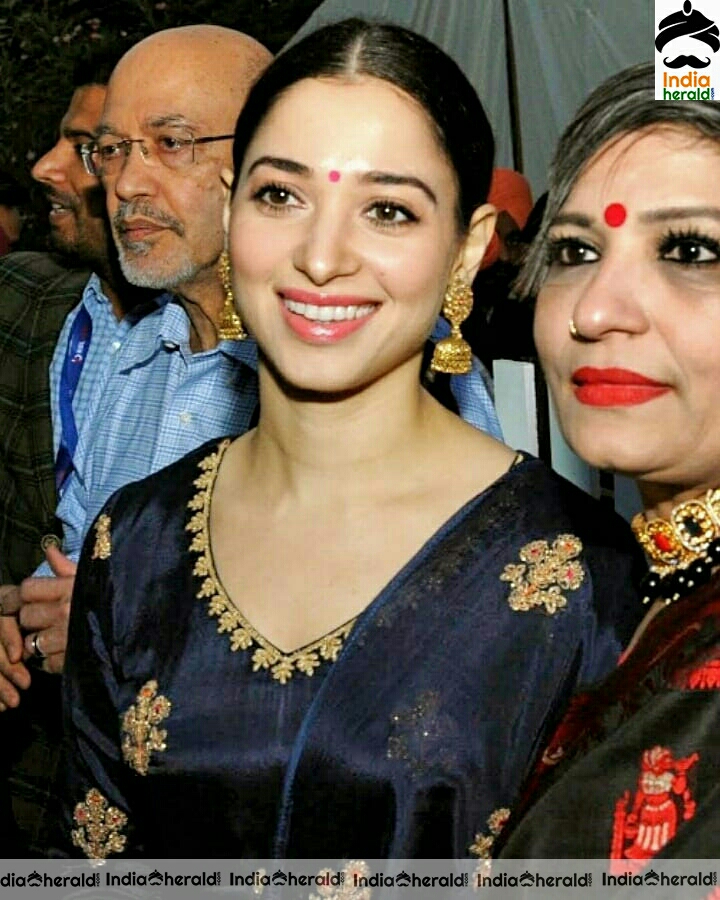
632;489;720;605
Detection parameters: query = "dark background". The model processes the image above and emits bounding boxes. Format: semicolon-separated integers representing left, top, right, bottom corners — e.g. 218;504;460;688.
0;0;324;248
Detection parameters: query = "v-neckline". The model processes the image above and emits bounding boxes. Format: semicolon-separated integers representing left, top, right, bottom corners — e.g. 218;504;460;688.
187;440;357;684
187;440;527;684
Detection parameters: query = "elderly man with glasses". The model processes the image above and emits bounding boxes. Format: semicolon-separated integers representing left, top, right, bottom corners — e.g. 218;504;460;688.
0;25;271;676
0;26;271;854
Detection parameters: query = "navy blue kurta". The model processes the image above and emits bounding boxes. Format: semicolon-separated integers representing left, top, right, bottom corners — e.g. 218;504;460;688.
56;439;643;859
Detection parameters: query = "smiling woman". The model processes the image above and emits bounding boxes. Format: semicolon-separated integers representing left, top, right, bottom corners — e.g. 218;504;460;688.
229;74;470;395
56;20;643;860
499;62;720;862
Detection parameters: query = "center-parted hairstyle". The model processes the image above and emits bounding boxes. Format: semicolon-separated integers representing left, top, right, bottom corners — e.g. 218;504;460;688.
231;17;494;233
517;61;720;297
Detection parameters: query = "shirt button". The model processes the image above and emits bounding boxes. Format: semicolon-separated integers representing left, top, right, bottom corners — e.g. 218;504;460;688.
179;411;192;425
111;340;121;352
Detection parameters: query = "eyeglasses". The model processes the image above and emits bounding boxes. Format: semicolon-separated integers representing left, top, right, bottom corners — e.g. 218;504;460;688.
81;131;234;178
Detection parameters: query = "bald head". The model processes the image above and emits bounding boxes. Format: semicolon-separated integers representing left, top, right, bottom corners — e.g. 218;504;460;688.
100;25;271;296
110;26;271;121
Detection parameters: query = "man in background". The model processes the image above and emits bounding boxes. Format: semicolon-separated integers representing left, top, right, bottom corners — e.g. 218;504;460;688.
0;172;29;255
0;27;271;856
0;50;152;855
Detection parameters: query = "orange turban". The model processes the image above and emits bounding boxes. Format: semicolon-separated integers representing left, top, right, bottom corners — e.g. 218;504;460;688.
480;168;533;269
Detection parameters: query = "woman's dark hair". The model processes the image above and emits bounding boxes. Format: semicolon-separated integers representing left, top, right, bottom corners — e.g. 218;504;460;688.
517;61;720;296
232;18;494;232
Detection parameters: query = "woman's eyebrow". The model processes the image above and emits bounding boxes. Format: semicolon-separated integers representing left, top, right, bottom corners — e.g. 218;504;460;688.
550;211;593;228
360;171;437;205
247;155;310;177
638;206;720;223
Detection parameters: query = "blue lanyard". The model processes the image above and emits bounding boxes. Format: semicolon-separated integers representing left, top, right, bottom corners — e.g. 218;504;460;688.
55;304;92;495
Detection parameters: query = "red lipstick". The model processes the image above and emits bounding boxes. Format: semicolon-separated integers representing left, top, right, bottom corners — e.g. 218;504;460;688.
571;367;670;407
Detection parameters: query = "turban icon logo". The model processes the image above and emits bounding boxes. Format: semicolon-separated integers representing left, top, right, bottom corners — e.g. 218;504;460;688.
656;0;720;68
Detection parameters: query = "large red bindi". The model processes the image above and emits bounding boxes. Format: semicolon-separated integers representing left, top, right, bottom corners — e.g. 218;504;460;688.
604;203;627;228
328;170;341;183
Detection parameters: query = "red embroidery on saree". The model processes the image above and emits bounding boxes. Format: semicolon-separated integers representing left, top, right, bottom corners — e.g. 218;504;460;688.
609;746;699;874
676;657;720;690
610;747;700;875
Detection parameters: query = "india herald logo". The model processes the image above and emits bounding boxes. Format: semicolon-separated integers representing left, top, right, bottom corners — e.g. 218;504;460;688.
656;0;720;68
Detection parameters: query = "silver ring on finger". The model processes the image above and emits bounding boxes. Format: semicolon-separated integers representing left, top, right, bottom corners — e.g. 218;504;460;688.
30;632;46;660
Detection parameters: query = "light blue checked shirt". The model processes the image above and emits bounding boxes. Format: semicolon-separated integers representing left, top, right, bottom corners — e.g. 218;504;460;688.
49;274;140;459
36;308;499;574
431;318;503;440
35;300;259;574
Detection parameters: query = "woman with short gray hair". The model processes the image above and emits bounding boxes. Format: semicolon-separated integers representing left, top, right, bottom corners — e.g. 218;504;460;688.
501;61;720;861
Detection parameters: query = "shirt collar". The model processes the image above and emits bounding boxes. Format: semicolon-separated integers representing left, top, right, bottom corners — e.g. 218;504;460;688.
121;298;258;371
82;273;168;323
157;300;258;367
82;272;110;308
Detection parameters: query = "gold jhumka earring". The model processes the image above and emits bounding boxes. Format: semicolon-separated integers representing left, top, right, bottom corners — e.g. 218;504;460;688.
217;250;247;341
430;273;473;374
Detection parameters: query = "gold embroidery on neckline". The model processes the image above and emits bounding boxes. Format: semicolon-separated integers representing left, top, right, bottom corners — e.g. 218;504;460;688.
186;440;355;683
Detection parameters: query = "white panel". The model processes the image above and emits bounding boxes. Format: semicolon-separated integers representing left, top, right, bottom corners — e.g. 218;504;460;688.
493;359;538;455
548;395;600;497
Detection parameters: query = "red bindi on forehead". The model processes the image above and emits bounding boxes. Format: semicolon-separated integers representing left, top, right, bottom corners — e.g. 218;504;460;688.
328;170;341;183
604;203;627;227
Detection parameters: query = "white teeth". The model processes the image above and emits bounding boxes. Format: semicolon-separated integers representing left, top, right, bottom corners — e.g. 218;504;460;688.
284;299;375;322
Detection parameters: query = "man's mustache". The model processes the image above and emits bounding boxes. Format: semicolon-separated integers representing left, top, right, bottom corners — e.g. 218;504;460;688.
664;54;712;68
113;201;184;236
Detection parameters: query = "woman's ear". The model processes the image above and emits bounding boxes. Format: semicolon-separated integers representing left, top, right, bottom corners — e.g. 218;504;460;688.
452;203;497;283
221;167;234;236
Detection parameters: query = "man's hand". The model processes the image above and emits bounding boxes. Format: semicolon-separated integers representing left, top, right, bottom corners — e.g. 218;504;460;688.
19;545;77;675
0;584;30;711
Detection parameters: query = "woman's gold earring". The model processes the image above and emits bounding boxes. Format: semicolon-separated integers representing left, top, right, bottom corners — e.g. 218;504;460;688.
217;249;247;341
431;273;473;374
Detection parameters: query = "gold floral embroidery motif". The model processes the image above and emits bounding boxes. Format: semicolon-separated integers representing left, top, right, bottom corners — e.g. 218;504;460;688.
121;680;171;775
469;807;511;882
186;440;355;683
500;534;584;614
91;513;112;560
309;861;372;900
71;788;127;860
